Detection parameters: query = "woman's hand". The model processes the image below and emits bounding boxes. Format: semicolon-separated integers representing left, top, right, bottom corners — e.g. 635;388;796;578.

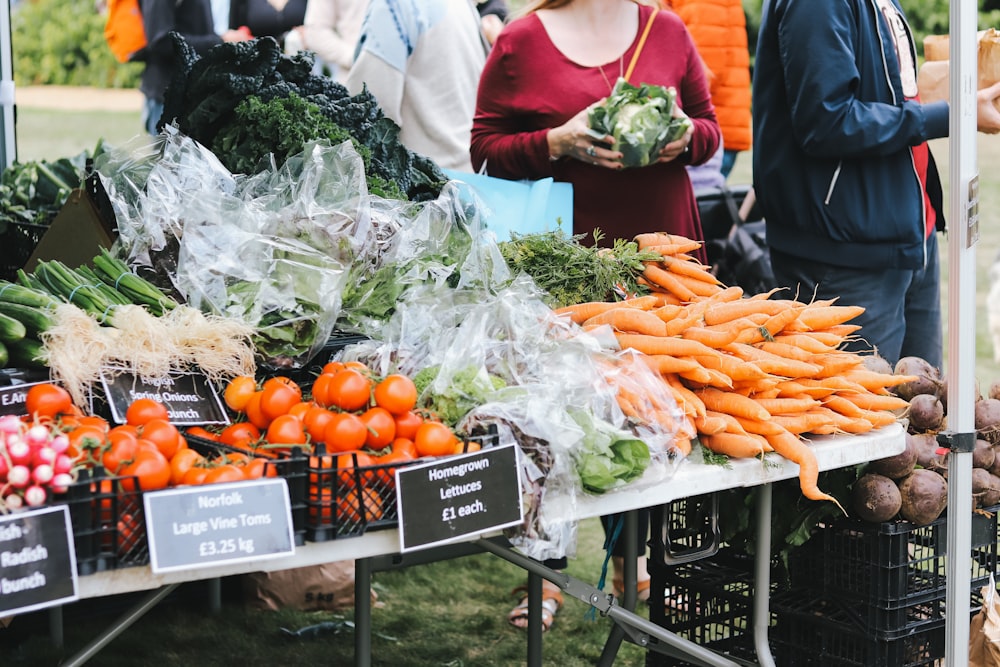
547;107;622;168
977;81;1000;134
656;106;693;163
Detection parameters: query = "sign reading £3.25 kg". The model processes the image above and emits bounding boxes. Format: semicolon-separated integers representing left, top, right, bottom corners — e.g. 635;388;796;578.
144;478;295;573
397;444;523;552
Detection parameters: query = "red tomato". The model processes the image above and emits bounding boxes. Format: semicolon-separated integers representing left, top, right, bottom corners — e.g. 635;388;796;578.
373;374;418;415
414;421;459;458
170;447;206;486
137;418;183;460
259;381;301;421
25;383;73;420
326;369;372;412
223;375;258;413
323;412;368;452
219;422;261;448
393;410;423;441
303;406;337;444
125;398;170;426
121;450;171;491
360;406;396;451
266;414;307;445
203;464;246;485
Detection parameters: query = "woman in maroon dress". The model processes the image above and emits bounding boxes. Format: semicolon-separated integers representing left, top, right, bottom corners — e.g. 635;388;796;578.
471;0;720;629
470;0;720;257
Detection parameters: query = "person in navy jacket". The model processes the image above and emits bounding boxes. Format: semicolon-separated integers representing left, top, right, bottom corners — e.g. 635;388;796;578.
753;0;1000;371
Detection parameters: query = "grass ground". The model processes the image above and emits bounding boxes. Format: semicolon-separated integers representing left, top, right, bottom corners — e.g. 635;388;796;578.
7;106;1000;665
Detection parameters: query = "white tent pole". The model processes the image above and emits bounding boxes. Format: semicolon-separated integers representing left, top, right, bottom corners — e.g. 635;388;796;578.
944;1;978;665
0;0;16;170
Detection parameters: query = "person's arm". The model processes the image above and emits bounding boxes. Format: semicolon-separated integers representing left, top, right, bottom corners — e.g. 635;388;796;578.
469;35;558;179
775;0;939;158
300;0;360;71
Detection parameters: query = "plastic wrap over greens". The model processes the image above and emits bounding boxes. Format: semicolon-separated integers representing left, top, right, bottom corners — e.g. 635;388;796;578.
337;181;509;336
343;276;687;560
94;127;370;369
587;78;693;168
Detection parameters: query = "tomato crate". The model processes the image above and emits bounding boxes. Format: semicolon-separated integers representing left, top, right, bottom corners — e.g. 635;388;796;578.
645;548;779;667
183;432;309;546
769;589;954;667
56;467;148;574
786;503;999;628
304;429;499;542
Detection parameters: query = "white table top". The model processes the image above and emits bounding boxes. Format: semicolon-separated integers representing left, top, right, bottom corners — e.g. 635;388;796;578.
77;423;905;599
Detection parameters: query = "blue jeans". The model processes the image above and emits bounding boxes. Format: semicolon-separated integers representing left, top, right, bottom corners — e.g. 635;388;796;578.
769;232;942;370
142;97;164;135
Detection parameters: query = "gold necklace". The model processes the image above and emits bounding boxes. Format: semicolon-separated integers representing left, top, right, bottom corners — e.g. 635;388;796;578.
598;55;624;94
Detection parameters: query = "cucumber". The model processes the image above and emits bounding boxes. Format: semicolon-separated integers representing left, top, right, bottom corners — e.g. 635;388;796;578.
6;338;45;368
0;311;26;344
0;340;7;368
0;301;53;338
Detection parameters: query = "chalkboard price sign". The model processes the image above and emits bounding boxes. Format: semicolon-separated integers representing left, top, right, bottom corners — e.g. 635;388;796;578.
99;369;229;425
0;506;78;616
0;381;45;417
397;444;523;552
144;478;295;573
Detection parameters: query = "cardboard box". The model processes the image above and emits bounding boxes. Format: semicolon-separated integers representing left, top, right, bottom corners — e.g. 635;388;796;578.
24;174;118;272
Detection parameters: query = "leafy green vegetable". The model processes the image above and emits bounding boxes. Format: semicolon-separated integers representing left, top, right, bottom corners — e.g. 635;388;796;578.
0;148;92;229
497;228;660;309
161;34;447;201
570;407;651;494
588;78;693;168
413;364;507;427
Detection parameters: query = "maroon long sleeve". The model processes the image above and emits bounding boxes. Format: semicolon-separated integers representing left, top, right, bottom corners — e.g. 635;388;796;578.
471;4;720;255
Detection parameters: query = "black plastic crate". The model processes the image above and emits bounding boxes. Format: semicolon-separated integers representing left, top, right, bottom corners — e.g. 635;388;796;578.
56;466;147;575
256;332;370;390
0;220;47;282
649;493;720;567
770;589;949;667
788;504;999;616
304;429;499;542
183;431;308;546
646;548;778;667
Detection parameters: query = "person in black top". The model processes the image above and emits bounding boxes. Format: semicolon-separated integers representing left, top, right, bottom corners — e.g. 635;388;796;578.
228;0;308;48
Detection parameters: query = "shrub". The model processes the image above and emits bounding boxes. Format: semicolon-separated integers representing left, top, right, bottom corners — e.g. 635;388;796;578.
12;0;141;88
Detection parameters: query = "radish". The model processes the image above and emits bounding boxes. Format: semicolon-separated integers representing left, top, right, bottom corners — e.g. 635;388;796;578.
53;454;73;475
33;446;57;468
0;415;22;435
6;438;32;466
6;464;30;488
24;424;51;449
3;492;24;511
31;463;54;485
23;485;47;507
49;433;70;454
51;473;74;493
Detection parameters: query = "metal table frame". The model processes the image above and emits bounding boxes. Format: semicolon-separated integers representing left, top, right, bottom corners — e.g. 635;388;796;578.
67;424;904;666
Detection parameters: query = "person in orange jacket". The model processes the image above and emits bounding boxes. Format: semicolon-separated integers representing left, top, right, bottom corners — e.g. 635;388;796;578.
663;0;752;178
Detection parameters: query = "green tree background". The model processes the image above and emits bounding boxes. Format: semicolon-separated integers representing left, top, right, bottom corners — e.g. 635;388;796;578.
8;0;1000;88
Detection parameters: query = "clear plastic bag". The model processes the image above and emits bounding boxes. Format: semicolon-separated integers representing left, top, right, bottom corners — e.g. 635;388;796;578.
93;128;371;369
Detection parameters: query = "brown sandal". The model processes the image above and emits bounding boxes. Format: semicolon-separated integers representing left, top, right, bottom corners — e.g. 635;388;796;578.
507;581;564;632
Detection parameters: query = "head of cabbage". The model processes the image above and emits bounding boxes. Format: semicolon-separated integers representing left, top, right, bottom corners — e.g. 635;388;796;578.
587;78;693;168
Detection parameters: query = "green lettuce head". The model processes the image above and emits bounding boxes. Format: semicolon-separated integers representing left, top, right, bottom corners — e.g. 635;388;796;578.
588;78;693;168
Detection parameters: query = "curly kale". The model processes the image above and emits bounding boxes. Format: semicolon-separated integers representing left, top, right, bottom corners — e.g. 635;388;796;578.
161;34;446;201
211;93;405;200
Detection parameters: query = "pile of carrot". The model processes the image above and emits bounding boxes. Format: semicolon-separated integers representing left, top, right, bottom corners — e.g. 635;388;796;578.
554;233;915;511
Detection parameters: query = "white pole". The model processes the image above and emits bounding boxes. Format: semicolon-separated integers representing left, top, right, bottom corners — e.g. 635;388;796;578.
945;1;978;664
0;0;16;170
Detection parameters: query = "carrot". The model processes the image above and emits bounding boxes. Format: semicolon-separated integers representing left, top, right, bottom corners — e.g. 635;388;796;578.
643;264;698;301
775;331;844;350
756;340;815;363
696;387;772;421
666;373;706;418
841;369;920;393
732;415;784;436
640;354;703;375
635;232;703;254
811;406;875;434
668;271;725;298
857;407;900;429
839;391;911;412
703;298;790;327
753;395;820;415
679;365;733;389
759;305;807;339
584;308;669;336
702;431;771;458
810;352;865;378
554;295;661;324
704;409;749;435
769;411;835;435
651;304;686;323
615;333;724;359
681;326;741;349
692;353;768;382
763;428;845;511
774;379;837;399
724;342;822;378
694;412;729;435
673;436;693;457
794;304;866;331
748;287;789;301
658;254;721;285
820;394;867;419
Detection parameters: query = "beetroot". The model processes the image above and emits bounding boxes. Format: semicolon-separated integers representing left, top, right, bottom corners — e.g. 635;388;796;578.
974;438;997;470
851;473;902;523
910;432;945;470
893;356;943;401
898;469;948;526
976;397;1000;445
907;393;944;433
866;433;918;479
